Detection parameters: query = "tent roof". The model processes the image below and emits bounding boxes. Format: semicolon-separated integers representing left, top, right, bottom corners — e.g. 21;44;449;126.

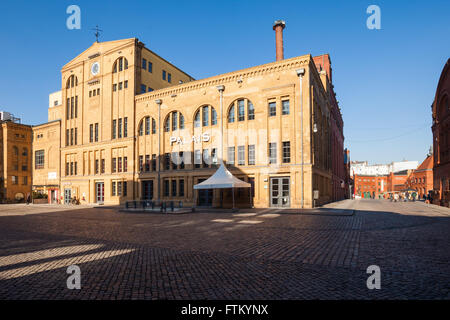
194;163;251;189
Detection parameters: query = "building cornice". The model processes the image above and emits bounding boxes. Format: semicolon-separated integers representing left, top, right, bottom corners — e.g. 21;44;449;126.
135;55;311;103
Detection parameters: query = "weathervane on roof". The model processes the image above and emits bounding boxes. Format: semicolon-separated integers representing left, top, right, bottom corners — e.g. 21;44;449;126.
91;25;102;42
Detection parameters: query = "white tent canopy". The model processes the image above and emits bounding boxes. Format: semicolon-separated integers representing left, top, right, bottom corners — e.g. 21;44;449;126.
194;163;250;189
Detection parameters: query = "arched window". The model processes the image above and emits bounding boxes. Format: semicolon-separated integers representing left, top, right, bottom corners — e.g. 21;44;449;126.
211;108;217;125
164;117;170;132
202;106;209;126
248;101;255;120
164;111;184;132
194;105;217;127
145;117;151;135
138;116;156;136
138;120;144;136
152;118;156;133
228;105;235;123
172;112;178;131
113;57;128;73
180;113;185;129
66;75;78;89
194;111;201;128
228;98;255;123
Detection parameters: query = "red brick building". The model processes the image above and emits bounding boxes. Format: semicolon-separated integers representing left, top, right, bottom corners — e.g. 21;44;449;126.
354;174;388;198
432;58;450;207
405;155;433;198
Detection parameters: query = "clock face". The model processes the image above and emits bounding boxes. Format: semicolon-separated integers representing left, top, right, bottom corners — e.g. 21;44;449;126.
91;62;100;76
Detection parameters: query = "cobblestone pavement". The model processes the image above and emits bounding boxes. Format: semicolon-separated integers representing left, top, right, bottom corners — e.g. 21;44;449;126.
0;199;449;299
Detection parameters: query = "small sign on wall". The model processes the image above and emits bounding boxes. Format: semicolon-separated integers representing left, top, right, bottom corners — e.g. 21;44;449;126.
313;190;319;199
48;172;57;180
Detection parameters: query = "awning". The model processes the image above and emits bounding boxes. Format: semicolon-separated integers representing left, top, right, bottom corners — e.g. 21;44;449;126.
194;163;250;190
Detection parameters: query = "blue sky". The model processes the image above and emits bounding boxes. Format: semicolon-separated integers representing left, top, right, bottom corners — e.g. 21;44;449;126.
0;0;449;164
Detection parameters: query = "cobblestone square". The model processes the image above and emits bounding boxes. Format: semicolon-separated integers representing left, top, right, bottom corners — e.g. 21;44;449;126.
0;199;449;299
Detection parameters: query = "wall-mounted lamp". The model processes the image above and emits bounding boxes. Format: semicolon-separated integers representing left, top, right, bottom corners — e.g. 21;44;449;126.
313;123;318;133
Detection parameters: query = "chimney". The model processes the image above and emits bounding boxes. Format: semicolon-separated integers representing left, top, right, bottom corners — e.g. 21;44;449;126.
273;20;286;61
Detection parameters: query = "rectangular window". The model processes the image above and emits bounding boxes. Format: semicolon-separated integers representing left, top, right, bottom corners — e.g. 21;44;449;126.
248;145;255;165
97;88;100;95
74;127;77;145
202;106;209;127
282;141;291;163
75;96;78;118
70;97;74;119
89;91;92;98
141;84;146;94
238;145;245;165
269;142;277;164
112;120;117;139
194;149;202;168
179;179;184;197
179;151;185;169
117;181;122;196
238;100;245;121
142;58;147;70
22;176;27;185
66;98;70;120
124;80;128;88
203;149;209;168
139;156;144;171
168;73;172;83
282;99;290;115
118;118;123;139
164;179;169;197
145;155;150;171
164;153;171;170
95;123;99;142
101;159;105;174
74;162;78;175
113;84;117;92
66;129;69;146
211;148;217;166
151;154;156;171
90;124;94;142
118;157;123;173
95;159;99;174
124;117;128;137
70;162;73;175
123;157;128;172
35;150;45;169
118;82;122;90
66;163;69;176
112;181;116;196
12;176;18;185
228;147;235;165
148;61;152;73
269;101;276;117
70;128;74;146
123;181;127;196
162;70;166;80
112;158;117;173
171;180;177;197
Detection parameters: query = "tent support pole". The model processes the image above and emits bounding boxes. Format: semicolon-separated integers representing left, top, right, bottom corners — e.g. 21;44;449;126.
232;187;235;211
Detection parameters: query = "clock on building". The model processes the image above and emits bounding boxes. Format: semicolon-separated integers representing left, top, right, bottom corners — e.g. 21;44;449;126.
91;62;100;76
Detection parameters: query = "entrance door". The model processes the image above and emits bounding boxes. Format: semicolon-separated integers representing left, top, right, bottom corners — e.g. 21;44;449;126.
95;182;104;204
51;190;58;204
270;177;290;207
197;179;213;207
64;189;71;204
142;181;154;200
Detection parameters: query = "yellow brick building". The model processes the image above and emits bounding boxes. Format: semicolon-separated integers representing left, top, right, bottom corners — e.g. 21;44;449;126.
32;36;344;208
0;118;32;202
